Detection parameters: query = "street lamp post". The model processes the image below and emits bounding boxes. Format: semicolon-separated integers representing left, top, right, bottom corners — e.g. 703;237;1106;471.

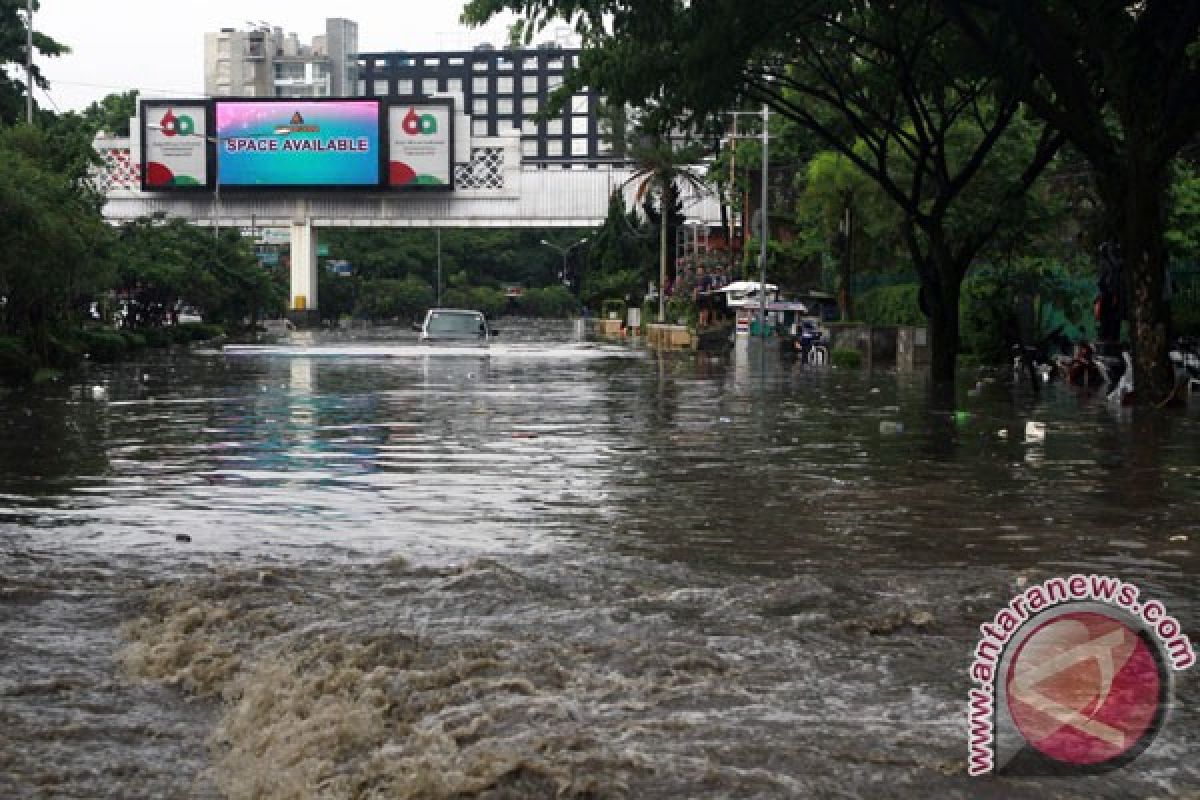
540;237;589;292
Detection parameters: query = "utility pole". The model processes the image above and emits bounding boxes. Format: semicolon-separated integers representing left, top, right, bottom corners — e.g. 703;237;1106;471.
758;102;769;338
436;229;442;306
729;115;737;276
25;0;34;124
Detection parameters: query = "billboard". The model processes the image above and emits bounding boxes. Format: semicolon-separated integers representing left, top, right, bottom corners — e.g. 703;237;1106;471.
141;101;211;190
387;99;454;189
214;100;382;187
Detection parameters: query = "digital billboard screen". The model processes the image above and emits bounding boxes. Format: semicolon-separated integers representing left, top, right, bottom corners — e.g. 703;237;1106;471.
387;100;453;189
141;101;211;190
215;100;381;187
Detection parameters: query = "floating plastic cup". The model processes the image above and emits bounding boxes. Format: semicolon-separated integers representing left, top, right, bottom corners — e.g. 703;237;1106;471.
879;420;904;434
1024;421;1047;443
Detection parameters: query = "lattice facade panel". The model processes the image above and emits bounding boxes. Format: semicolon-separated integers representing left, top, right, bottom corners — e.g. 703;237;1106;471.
93;146;140;192
454;147;504;191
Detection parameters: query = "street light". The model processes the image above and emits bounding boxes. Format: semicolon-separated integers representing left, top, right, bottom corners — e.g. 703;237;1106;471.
540;237;589;290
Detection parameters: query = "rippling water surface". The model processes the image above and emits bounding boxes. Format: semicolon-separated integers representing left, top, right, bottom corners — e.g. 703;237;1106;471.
1;321;1196;798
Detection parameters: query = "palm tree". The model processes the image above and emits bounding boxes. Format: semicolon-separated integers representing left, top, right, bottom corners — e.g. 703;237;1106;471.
622;137;710;322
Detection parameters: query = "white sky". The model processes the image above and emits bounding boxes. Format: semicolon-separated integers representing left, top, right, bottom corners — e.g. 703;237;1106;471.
31;1;567;112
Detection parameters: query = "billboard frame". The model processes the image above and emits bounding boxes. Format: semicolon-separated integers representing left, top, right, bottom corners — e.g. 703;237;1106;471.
139;99;216;192
385;97;456;192
210;97;387;191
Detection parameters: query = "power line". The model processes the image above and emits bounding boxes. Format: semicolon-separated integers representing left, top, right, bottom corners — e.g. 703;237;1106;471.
49;79;207;99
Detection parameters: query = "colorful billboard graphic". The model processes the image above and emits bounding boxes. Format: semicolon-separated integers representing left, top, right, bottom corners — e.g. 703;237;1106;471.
142;102;210;189
215;100;381;187
387;100;453;188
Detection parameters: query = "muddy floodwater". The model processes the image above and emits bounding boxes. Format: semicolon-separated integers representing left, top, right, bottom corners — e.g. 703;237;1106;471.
1;321;1196;799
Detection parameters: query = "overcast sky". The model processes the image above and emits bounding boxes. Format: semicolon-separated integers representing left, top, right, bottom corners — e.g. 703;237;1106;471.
32;1;562;112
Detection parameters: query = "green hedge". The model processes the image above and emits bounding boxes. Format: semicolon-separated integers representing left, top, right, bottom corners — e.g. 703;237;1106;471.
78;330;127;362
175;322;225;341
831;348;864;368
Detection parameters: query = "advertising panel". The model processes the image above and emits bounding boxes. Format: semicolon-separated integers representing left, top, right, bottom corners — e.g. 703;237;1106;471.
141;101;211;190
387;99;454;189
215;100;382;187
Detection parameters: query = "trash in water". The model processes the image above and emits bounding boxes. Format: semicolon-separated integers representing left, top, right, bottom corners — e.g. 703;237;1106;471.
996;429;1009;439
1024;421;1047;443
870;387;881;394
1169;534;1188;542
879;421;904;434
719;416;732;423
954;411;970;426
90;386;107;400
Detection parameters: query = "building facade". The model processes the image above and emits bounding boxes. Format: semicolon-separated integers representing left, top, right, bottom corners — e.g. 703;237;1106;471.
357;44;623;167
204;18;359;98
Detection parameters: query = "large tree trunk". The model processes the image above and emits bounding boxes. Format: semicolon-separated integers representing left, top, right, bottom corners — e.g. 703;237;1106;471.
925;268;962;386
912;234;965;387
1097;163;1176;405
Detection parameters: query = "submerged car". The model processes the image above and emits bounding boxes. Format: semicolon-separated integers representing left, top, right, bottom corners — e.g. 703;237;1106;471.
413;309;499;345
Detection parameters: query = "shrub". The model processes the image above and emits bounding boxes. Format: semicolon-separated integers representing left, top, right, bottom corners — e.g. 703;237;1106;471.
120;331;148;350
78;330;127;362
176;322;225;341
516;286;579;318
831;348;863;368
141;327;174;348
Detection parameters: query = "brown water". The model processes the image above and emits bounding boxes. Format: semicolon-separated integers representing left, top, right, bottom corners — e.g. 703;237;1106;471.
1;322;1197;798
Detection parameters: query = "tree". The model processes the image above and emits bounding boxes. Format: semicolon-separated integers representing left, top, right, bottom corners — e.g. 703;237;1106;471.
622;136;708;322
0;0;68;124
798;149;904;319
464;0;1064;384
82;90;138;137
941;0;1200;403
0;124;113;357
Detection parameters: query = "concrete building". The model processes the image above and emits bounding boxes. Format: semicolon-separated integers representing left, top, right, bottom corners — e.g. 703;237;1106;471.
357;43;623;167
204;18;359;98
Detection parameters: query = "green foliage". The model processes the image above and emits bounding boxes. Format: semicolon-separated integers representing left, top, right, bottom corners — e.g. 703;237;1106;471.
0;1;69;125
120;331;147;350
113;218;282;327
581;193;656;308
81;90;138;137
175;322;225;342
1167;161;1200;262
0;124;115;359
354;276;435;322
442;286;508;319
830;348;864;368
959;259;1091;364
78;330;127;362
516;285;579;318
855;284;924;326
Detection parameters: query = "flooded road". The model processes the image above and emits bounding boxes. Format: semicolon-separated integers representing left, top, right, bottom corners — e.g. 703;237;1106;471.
1;321;1197;798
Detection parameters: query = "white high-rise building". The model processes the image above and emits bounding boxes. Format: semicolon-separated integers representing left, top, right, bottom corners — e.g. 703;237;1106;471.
204;18;359;98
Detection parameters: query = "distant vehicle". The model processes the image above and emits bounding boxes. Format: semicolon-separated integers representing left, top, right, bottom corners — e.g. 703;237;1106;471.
412;309;499;345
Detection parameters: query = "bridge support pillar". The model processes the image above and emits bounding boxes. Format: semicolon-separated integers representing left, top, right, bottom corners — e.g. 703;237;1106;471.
288;213;320;327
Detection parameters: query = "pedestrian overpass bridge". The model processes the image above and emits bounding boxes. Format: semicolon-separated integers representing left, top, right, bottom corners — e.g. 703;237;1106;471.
93;127;722;316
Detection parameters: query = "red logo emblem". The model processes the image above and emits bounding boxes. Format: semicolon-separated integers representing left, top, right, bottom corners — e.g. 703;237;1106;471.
1005;611;1164;765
